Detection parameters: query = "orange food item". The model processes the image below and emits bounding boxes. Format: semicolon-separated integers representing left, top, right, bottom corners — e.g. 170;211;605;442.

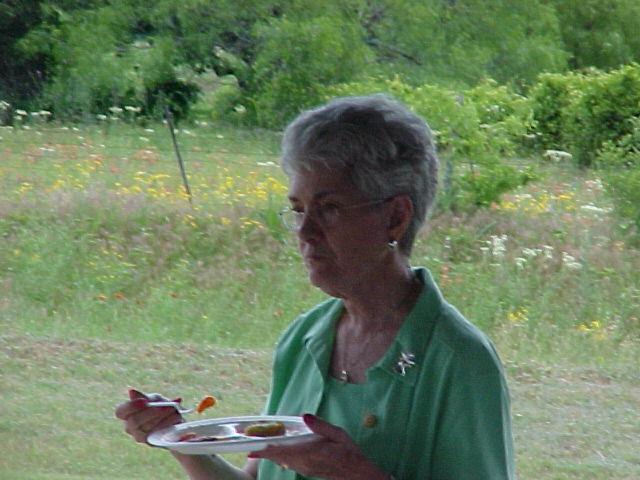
196;395;217;414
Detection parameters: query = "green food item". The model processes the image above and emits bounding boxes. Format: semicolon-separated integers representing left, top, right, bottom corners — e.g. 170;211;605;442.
244;421;286;437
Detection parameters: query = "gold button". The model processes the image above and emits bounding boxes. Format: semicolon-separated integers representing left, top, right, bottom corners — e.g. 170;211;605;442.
363;413;378;428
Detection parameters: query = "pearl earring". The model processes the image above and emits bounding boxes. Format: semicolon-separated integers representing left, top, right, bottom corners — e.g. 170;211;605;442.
388;239;398;250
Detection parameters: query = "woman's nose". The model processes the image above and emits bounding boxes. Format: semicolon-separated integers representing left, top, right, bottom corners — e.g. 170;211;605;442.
297;211;322;240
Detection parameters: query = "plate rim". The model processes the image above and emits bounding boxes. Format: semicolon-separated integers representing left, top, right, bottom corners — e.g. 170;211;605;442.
147;415;315;453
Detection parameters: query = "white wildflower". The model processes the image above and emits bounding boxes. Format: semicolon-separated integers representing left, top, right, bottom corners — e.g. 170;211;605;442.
16;109;27;116
234;104;247;114
124;105;141;113
542;245;554;260
109;106;123;114
522;248;539;258
543;150;573;162
96;114;108;121
515;257;527;269
144;128;155;133
488;234;508;259
580;204;610;214
562;251;582;270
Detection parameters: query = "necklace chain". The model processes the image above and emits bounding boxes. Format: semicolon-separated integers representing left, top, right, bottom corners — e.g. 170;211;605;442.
336;272;421;383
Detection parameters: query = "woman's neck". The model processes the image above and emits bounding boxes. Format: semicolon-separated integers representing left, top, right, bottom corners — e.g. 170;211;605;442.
341;264;420;330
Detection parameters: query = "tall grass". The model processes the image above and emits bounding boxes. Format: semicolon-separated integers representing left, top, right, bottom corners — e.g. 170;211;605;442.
1;121;638;364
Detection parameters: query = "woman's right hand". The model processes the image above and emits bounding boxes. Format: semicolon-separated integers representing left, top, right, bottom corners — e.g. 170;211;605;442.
115;388;184;444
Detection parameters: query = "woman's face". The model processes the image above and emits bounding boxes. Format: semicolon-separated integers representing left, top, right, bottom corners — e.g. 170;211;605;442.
287;166;392;297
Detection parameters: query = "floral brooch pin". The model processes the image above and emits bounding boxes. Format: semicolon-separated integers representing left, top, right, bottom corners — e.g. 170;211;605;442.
394;352;416;376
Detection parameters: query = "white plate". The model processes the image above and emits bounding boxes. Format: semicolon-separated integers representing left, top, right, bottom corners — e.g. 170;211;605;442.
148;415;319;454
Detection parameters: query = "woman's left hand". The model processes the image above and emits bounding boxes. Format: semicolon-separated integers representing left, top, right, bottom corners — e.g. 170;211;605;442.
248;414;390;480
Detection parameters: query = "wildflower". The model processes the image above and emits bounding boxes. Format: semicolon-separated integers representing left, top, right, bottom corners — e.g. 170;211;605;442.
488;234;508;259
16;109;27;116
124;105;141;113
580;204;610;214
507;308;528;324
562;251;582;270
96;114;108;121
515;257;527;269
234;104;247;114
109;106;123;114
543;150;572;162
542;245;554;260
522;248;539;259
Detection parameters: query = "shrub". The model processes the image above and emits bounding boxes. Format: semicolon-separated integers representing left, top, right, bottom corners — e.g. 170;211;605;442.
249;16;371;128
527;71;588;151
569;64;640;167
598;117;640;235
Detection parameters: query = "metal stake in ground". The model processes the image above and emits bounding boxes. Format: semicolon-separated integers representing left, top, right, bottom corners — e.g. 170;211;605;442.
164;106;193;206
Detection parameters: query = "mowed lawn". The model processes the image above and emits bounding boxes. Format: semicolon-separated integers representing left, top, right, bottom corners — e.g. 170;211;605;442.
1;122;639;479
1;334;638;479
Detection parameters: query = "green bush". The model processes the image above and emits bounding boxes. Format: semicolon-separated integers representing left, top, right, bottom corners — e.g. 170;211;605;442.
569;64;640;167
466;79;533;156
249;15;371;128
598;118;640;235
527;71;588;150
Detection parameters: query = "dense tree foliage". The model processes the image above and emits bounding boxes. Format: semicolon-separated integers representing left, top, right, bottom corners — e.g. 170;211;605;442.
2;0;640;124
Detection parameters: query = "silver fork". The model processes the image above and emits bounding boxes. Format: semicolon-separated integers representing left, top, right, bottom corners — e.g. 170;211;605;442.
146;400;194;415
130;389;194;414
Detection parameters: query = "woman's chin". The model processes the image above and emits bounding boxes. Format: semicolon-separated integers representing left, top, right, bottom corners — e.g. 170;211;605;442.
306;266;341;295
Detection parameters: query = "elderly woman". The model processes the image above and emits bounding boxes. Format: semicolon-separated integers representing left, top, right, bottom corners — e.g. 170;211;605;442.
116;94;515;479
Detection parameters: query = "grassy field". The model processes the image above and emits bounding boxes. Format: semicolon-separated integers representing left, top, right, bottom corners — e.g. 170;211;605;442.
1;121;639;479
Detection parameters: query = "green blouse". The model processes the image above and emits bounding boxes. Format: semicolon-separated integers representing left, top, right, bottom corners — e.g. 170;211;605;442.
257;268;515;479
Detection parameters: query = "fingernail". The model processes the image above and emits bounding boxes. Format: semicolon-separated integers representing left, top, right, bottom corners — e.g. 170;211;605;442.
247;452;259;459
171;397;182;404
131;398;148;408
302;413;316;424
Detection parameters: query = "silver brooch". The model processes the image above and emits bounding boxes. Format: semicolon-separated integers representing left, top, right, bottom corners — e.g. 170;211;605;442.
394;352;416;376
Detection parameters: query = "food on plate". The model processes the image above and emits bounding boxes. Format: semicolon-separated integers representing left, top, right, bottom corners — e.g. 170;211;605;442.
244;421;286;437
196;395;217;414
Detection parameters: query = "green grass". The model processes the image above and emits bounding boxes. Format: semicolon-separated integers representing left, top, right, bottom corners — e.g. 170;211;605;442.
1;121;639;478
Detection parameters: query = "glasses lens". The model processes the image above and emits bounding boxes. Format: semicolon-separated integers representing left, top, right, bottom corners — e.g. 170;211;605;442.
279;208;299;230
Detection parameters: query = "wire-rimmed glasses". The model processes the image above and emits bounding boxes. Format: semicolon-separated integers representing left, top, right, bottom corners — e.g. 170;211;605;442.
279;198;390;231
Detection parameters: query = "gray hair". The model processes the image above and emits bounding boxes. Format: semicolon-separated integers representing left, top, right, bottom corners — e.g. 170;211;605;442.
281;94;439;255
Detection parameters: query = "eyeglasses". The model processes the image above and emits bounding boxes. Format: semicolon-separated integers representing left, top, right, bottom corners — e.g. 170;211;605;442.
279;198;390;231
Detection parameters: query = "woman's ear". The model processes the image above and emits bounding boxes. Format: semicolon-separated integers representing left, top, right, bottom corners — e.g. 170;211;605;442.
388;194;414;241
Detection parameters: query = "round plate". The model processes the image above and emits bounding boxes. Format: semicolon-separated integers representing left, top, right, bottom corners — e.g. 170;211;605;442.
147;415;319;454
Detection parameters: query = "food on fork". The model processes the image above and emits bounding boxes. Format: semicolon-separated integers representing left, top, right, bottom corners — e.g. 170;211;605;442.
196;395;217;414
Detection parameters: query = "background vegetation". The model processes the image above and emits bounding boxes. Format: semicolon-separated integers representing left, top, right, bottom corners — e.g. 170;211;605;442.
1;1;639;479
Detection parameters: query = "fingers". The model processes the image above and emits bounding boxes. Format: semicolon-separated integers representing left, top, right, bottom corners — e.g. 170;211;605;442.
302;413;350;443
116;388;182;444
128;388;148;401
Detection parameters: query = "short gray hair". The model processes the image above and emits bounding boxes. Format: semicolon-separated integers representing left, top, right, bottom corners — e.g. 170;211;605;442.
281;94;439;255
